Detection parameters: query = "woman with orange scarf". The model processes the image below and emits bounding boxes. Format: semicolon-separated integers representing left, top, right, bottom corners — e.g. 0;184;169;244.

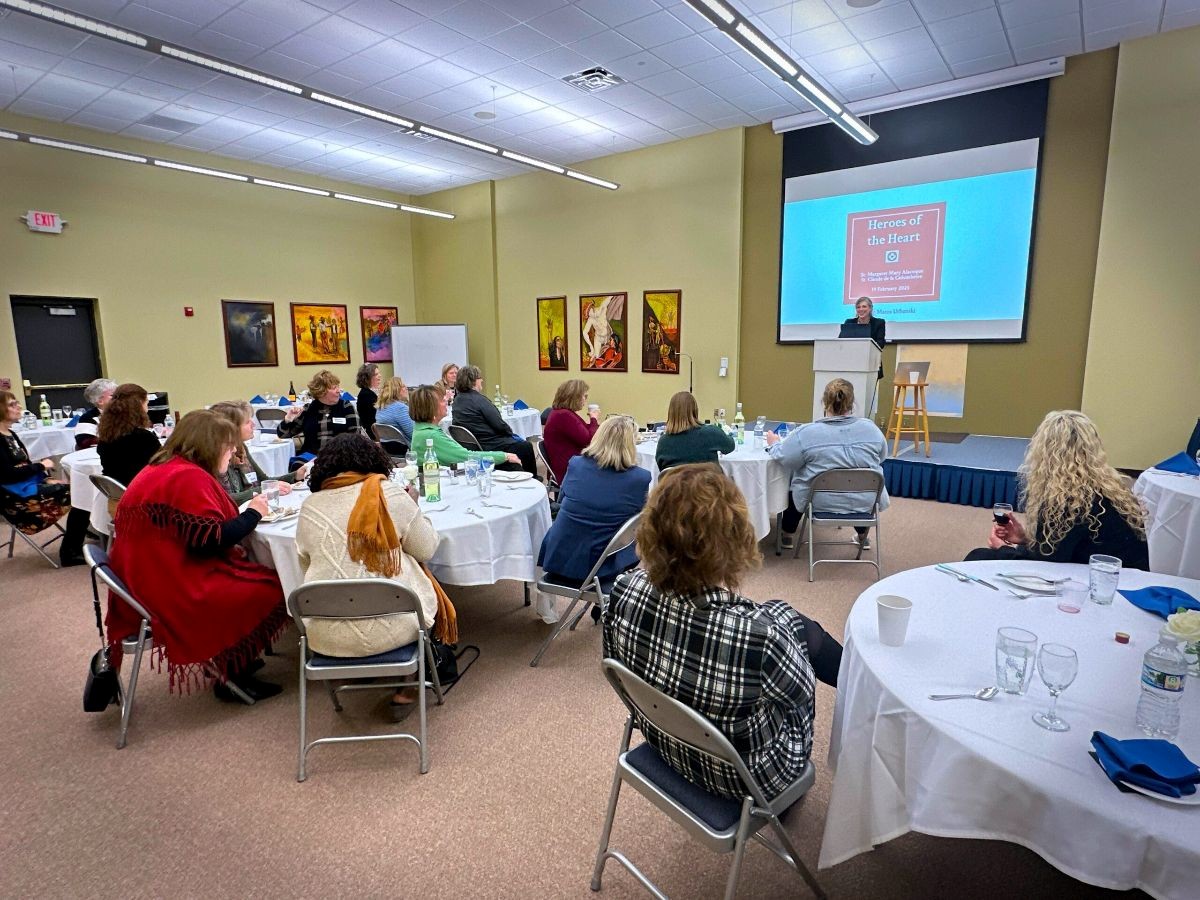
296;433;454;721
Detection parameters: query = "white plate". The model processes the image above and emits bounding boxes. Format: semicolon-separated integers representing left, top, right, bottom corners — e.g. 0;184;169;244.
1118;778;1200;805
291;482;310;492
492;471;533;482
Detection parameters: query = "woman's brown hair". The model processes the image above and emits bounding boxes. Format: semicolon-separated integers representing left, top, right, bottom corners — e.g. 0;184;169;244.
821;378;854;417
637;464;760;596
664;391;700;435
307;369;340;397
407;384;441;423
152;410;239;478
551;378;589;411
97;383;150;443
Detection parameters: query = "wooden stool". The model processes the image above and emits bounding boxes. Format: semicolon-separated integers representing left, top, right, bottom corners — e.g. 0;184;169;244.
887;382;931;457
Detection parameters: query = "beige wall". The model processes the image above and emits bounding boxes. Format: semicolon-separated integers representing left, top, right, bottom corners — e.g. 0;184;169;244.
0;111;418;414
1083;27;1200;469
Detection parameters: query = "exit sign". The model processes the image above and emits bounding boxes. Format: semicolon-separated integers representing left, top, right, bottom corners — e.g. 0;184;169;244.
24;210;64;233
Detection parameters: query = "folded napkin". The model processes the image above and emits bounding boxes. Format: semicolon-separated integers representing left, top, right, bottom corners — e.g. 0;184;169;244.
1154;451;1200;476
773;422;790;435
512;399;529;410
277;397;292;406
1091;731;1200;797
250;394;266;404
1119;586;1200;619
341;391;354;403
67;415;80;427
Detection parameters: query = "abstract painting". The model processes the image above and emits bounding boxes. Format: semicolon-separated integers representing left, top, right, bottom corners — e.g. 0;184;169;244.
537;296;568;371
360;306;399;363
221;300;277;368
290;303;350;365
580;293;627;372
642;290;681;374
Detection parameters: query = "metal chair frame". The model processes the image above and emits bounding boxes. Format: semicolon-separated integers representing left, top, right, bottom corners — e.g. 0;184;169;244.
592;660;825;900
3;518;64;568
87;473;126;548
530;513;640;668
534;439;561;502
447;423;483;451
372;423;411;460
803;468;883;582
254;408;286;430
287;578;444;781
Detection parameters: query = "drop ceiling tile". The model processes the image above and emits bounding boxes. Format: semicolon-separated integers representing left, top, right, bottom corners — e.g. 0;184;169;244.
938;31;1013;65
222;129;302;152
338;118;407;138
49;58;131;88
841;2;922;41
67;37;154;75
196;74;274;104
207;9;298;49
606;50;673;80
301;15;387;55
488;62;552;90
574;0;662;27
652;33;725;67
525;5;606;42
55;0;127;16
1085;0;1163;32
555;94;617;117
785;21;857;57
108;5;205;44
998;0;1079;29
211;143;260;160
522;77;586;104
291;104;360;128
408;58;479;89
949;51;1016;78
805;42;872;76
187;30;268;64
587;106;643;130
912;0;994;21
237;0;331;30
394;20;474;57
566;28;644;65
670;122;711;138
927;8;1005;45
754;0;840;37
525;45;594;77
271;33;353;67
1016;36;1083;61
1163;9;1200;29
274;118;333;138
24;72;111;106
246;50;322;81
615;9;696;49
340;0;425;34
68;110;140;130
441;42;516;75
633;67;698;94
678;53;746;84
420;85;479;113
890;65;954;91
173;91;240;115
247;92;313;116
139;57;219;89
481;24;560;60
877;51;948;79
0;15;88;54
307;69;368;96
436;0;520;39
166;133;227;151
9;98;82;120
376;71;442;99
1008;12;1080;46
862;26;939;62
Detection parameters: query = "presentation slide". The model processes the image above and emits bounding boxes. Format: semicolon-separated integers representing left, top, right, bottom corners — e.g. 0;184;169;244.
779;139;1040;342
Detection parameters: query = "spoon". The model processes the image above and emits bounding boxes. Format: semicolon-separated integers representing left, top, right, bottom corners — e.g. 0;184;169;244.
465;507;484;519
928;686;1001;701
936;566;969;583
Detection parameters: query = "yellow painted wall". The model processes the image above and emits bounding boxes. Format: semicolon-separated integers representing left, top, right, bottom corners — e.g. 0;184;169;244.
1083;27;1200;469
0;111;417;414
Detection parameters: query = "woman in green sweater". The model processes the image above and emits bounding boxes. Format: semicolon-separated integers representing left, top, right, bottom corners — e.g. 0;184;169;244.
408;385;519;468
655;391;735;472
210;401;305;504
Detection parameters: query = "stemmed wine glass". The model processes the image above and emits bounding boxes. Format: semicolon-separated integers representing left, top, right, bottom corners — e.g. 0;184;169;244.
1032;643;1078;732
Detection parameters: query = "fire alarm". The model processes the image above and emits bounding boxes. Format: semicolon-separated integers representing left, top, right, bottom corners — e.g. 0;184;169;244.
184;307;194;317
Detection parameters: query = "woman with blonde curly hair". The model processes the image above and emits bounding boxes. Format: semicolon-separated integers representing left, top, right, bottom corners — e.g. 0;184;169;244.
603;463;842;802
966;410;1148;569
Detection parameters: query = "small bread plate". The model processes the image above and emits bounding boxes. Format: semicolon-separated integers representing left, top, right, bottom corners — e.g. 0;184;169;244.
492;471;534;483
1117;779;1200;805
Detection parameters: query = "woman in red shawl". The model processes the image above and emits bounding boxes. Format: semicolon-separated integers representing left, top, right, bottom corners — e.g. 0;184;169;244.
107;410;287;703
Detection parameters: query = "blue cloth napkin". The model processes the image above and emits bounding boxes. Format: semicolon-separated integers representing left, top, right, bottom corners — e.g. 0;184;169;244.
250;394;266;404
341;391;354;403
773;422;789;435
1091;731;1200;797
1153;451;1200;476
277;397;292;407
1119;586;1200;619
67;415;80;427
512;399;529;410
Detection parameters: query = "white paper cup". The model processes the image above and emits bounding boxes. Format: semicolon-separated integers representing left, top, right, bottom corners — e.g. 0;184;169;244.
908;371;919;383
877;595;913;646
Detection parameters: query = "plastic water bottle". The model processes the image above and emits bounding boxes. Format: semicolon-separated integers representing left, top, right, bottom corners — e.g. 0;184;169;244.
493;385;503;409
1135;628;1187;739
753;416;765;449
422;439;441;503
163;412;175;436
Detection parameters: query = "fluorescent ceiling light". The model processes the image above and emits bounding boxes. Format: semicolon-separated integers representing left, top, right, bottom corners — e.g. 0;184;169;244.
333;193;399;209
693;0;736;25
796;75;840;114
311;93;414;130
0;0;148;46
253;178;329;196
153;159;248;181
400;204;455;219
565;170;619;190
501;150;565;174
734;23;797;77
418;126;499;154
0;130;18;140
29;136;146;162
160;46;302;94
839;112;878;144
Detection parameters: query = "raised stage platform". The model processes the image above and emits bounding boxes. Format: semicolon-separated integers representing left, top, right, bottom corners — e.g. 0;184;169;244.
884;435;1030;509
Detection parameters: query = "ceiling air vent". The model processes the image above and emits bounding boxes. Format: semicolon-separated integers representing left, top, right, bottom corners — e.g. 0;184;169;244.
138;114;200;133
563;67;626;93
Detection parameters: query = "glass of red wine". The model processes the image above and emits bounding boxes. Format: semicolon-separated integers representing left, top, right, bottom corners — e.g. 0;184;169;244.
993;502;1013;526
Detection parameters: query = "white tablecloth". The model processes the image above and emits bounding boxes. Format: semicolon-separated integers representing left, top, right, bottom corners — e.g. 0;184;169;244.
634;436;791;541
246;477;552;596
15;422;76;459
440;407;543;441
820;560;1200;899
1135;470;1200;579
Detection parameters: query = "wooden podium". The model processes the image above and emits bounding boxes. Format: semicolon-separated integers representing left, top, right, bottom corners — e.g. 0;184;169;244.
812;338;881;421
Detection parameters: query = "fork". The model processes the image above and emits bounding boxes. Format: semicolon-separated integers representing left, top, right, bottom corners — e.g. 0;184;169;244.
424;505;450;513
481;501;512;509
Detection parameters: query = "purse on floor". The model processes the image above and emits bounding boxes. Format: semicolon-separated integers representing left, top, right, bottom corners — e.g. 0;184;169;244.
83;563;119;713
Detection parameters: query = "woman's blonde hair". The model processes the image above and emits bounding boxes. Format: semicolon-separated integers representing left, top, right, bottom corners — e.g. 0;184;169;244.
209;399;252;428
408;384;441;423
822;378;855;417
1021;410;1146;555
582;416;636;471
638;464;760;596
664;391;700;435
152;410;239;478
441;362;458;382
551;378;589;411
379;376;408;407
307;369;340;397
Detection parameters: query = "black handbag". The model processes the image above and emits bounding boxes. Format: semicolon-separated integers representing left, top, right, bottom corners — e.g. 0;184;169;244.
431;642;479;693
83;563;120;712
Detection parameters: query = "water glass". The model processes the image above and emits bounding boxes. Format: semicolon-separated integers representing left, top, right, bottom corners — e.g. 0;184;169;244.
1032;643;1078;732
995;626;1038;694
261;480;281;513
478;458;494;498
1088;554;1121;605
51;409;64;422
464;457;480;486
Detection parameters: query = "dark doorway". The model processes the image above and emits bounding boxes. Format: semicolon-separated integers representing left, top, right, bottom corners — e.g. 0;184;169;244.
10;296;103;412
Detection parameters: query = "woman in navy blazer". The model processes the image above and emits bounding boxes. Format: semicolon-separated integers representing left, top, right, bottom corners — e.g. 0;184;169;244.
538;416;650;593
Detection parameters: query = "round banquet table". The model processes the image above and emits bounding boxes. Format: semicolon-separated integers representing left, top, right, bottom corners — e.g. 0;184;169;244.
634;435;790;541
246;477;552;599
440;407;543;441
820;560;1200;898
14;422;77;459
1134;469;1200;579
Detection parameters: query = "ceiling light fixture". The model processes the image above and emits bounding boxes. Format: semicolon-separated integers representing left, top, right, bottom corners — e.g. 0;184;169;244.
565;170;619;190
418;126;499;154
400;204;455;219
1;130;21;140
311;93;414;129
333;193;399;209
0;0;147;46
252;178;330;196
152;159;248;181
159;46;303;94
29;135;147;162
681;0;877;145
501;150;565;174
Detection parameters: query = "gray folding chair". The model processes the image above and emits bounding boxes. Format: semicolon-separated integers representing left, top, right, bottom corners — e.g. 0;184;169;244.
88;473;125;548
254;407;286;430
530;513;640;668
84;545;255;749
592;660;826;900
2;516;64;568
287;578;444;781
534;438;560;502
804;468;883;582
373;423;410;460
447;423;483;451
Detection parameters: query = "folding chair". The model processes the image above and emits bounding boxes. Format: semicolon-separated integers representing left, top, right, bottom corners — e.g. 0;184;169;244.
534;439;561;502
254;407;286;431
83;545;255;749
287;578;445;781
530;513;639;668
88;473;125;549
373;423;410;460
804;468;883;582
447;423;483;451
592;660;826;900
2;515;64;568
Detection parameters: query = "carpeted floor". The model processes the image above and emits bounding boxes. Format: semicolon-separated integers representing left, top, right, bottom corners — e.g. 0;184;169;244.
0;498;1144;899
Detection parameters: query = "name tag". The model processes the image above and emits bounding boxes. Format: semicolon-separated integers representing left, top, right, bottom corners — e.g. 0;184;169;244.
245;471;258;485
332;417;347;425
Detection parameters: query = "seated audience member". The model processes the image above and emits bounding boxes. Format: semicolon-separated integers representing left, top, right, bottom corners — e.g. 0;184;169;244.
97;383;161;488
603;464;842;800
296;433;447;720
356;363;382;435
74;378;117;450
440;363;459;401
965;410;1149;569
655;391;735;472
0;390;89;565
277;370;359;457
409;385;518;469
209;401;303;505
107;410;285;703
765;378;889;551
451;365;537;476
538;416;650;622
376;376;414;442
542;378;599;484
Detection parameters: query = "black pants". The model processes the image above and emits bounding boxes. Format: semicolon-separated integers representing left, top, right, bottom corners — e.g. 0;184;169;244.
794;613;842;687
62;506;91;559
781;497;867;539
490;437;538;477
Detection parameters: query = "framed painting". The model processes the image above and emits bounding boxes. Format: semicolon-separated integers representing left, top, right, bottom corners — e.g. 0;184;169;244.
220;299;278;368
642;290;682;374
580;293;627;372
537;296;569;371
360;306;399;363
290;303;351;365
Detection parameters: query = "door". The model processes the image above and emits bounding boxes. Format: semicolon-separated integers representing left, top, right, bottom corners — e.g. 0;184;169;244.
10;296;103;413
